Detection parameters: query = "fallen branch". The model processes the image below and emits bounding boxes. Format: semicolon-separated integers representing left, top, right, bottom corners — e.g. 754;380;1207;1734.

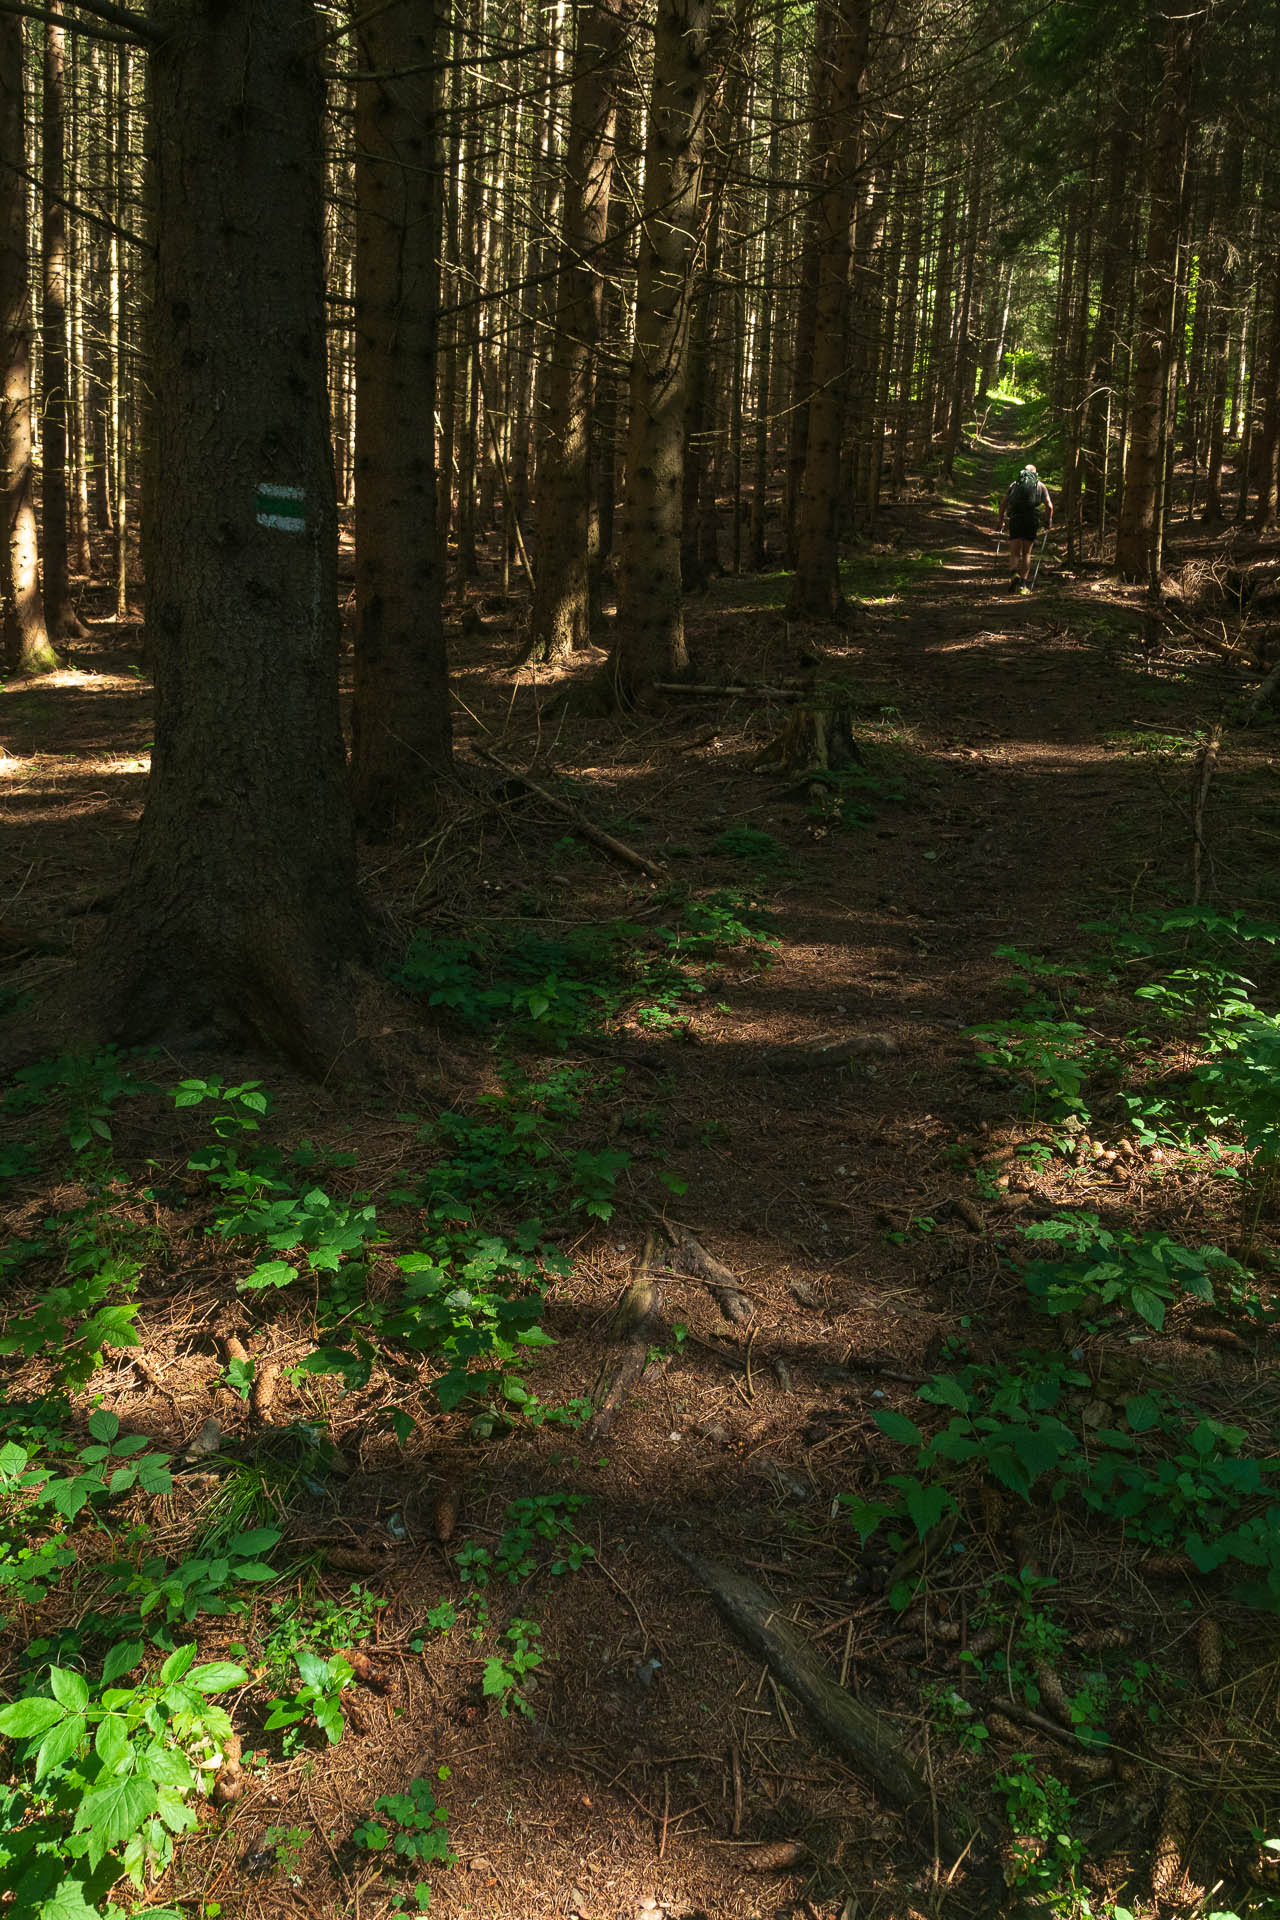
473;745;669;880
651;681;814;700
664;1536;984;1859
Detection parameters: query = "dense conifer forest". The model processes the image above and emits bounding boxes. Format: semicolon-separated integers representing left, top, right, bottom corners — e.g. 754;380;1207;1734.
0;2;1278;1916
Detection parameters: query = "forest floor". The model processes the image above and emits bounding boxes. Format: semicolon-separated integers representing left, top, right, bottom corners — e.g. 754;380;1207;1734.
3;405;1280;1920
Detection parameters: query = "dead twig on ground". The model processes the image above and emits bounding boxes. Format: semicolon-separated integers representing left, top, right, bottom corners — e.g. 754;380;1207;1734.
472;744;669;879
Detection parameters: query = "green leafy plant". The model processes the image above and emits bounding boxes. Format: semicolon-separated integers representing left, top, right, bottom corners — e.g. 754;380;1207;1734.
709;824;787;869
993;1759;1084;1898
1019;1212;1245;1331
264;1649;353;1751
105;1526;281;1630
353;1768;455;1911
264;1824;310;1878
482;1617;544;1718
261;1584;385;1686
0;1643;246;1917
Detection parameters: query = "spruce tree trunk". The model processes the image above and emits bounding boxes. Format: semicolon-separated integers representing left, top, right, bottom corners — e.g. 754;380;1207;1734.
891;131;924;494
350;0;452;830
606;0;712;703
783;13;830;567
1250;254;1280;531
41;0;83;638
1114;14;1195;581
1084;117;1130;527
1202;145;1242;522
786;0;870;622
89;0;366;1071
0;11;55;674
527;0;623;661
748;15;783;570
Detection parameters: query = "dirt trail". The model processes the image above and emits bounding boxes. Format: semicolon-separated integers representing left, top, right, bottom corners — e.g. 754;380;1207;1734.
0;416;1270;1920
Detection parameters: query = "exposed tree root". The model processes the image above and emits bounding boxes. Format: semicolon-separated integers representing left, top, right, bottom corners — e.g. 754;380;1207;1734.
586;1237;668;1440
663;1535;988;1865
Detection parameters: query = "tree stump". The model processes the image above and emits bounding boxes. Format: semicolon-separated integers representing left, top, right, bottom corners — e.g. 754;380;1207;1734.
753;693;862;775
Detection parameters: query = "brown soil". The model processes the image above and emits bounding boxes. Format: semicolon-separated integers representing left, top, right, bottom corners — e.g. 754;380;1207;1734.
3;411;1280;1920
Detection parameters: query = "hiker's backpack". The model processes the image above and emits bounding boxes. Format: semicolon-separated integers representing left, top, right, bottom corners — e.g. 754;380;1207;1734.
1009;471;1041;515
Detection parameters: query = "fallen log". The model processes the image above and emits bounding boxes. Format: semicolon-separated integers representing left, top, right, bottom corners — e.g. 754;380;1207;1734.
664;1536;984;1859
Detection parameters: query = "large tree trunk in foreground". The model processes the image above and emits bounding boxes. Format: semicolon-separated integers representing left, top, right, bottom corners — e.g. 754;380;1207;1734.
605;0;712;704
89;0;366;1071
1114;13;1195;581
350;0;453;830
786;0;870;621
41;0;84;639
526;0;623;662
0;13;56;675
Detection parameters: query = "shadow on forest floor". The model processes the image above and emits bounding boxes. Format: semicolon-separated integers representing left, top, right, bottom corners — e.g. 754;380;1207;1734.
3;407;1280;1919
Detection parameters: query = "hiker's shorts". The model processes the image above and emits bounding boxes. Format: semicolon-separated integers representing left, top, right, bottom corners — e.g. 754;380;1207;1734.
1008;513;1039;541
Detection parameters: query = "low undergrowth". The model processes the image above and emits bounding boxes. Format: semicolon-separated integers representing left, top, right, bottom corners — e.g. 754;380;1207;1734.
0;895;763;1915
844;903;1280;1914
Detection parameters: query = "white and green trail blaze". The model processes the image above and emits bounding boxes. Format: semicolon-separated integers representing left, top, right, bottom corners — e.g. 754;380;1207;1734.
254;482;305;533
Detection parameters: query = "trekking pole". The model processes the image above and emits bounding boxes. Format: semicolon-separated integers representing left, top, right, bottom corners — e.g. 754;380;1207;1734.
1029;527;1050;589
994;534;1004;579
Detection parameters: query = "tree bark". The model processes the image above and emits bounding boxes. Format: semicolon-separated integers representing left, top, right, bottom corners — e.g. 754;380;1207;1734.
87;0;366;1071
0;10;55;673
41;0;84;636
1114;12;1195;581
527;0;624;661
606;0;713;703
349;0;453;831
785;0;870;622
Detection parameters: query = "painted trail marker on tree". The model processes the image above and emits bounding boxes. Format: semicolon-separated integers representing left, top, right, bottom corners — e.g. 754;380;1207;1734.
255;482;305;532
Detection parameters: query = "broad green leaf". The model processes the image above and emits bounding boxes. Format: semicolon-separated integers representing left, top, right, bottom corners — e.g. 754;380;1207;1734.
188;1662;249;1695
156;1785;198;1834
35;1712;86;1780
87;1410;119;1444
94;1713;131;1773
315;1697;345;1743
918;1375;970;1412
74;1773;157;1869
0;1696;65;1737
1128;1286;1166;1331
874;1409;923;1447
897;1477;956;1538
49;1668;89;1712
139;1742;195;1792
102;1640;145;1685
228;1527;281;1556
159;1645;196;1685
239;1259;298;1291
294;1649;330;1690
34;1876;102;1920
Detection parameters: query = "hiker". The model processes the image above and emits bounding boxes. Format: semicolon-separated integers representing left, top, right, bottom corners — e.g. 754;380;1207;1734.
999;465;1053;592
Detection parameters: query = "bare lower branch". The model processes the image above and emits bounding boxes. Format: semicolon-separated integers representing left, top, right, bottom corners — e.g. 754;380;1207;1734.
0;0;156;44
